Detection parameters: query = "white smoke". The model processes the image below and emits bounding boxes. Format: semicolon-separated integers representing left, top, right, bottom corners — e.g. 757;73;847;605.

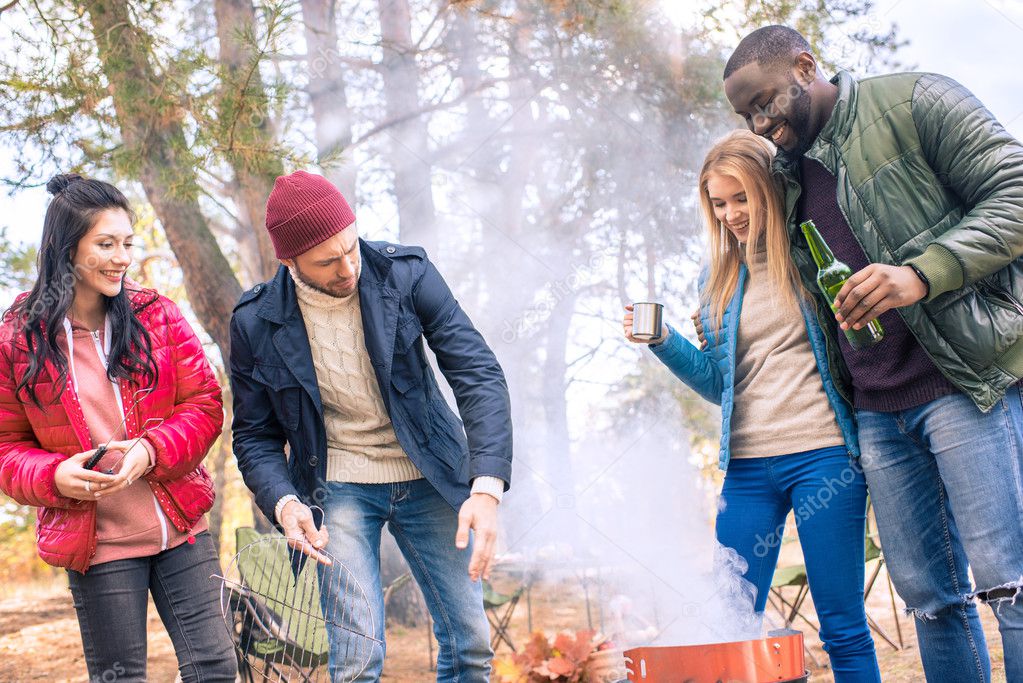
498;395;762;649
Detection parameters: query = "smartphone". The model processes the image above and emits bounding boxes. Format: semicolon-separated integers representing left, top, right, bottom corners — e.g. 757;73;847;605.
83;445;108;471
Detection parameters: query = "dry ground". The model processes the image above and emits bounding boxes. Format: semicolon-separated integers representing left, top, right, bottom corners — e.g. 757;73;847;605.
0;570;1006;682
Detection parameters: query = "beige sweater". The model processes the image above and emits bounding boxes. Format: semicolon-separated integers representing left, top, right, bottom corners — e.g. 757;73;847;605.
728;251;846;458
291;269;423;483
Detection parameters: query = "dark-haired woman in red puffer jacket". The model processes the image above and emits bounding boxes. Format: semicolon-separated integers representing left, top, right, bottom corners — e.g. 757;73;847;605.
0;174;236;682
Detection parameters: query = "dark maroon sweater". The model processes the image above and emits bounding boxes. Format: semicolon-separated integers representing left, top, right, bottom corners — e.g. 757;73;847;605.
797;157;958;412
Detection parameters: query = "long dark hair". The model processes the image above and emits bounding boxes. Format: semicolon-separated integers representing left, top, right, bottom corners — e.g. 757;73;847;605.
6;174;158;407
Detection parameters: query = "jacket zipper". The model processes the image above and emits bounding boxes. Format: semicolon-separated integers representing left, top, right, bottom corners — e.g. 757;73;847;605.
93;327;171;553
977;281;1023;317
157;480;192;532
152;495;170;551
805;299;857;458
781;160;854;408
810;297;854;407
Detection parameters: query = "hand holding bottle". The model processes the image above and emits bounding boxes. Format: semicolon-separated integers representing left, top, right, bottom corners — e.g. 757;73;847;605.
801;220;886;350
832;263;928;331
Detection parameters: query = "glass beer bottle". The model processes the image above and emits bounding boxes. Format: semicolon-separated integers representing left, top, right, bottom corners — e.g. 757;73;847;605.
801;220;884;350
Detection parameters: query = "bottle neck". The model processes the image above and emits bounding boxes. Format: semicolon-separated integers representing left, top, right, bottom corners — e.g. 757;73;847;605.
801;220;835;269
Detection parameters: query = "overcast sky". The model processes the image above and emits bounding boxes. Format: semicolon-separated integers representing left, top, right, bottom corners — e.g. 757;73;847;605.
2;0;1021;250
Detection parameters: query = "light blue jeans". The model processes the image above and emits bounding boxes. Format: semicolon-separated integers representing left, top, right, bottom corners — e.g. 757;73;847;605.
318;479;492;682
857;386;1023;683
717;445;881;682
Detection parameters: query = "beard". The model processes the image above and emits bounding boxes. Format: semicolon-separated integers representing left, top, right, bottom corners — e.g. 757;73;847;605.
777;78;816;160
293;262;360;298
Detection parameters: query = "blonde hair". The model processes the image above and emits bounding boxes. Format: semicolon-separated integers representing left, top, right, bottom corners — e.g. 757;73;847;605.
698;129;804;326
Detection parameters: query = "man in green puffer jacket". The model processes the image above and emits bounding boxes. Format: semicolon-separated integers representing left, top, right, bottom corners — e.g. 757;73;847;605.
723;25;1023;682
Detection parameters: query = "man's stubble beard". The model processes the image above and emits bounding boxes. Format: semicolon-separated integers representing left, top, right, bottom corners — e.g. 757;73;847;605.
293;262;360;298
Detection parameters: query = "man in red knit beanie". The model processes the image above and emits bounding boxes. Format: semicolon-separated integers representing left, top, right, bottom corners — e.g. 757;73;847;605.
231;170;513;681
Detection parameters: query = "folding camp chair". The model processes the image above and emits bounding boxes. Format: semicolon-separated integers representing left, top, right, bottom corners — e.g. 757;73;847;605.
222;527;332;682
483;579;527;652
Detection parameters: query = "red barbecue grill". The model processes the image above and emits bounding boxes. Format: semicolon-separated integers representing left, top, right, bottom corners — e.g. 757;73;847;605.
623;629;807;683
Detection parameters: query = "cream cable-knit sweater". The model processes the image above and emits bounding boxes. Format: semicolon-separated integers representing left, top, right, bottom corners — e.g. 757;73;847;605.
290;269;423;483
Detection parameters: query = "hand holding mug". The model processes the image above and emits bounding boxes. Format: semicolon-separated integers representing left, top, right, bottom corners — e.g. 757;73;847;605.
623;304;668;345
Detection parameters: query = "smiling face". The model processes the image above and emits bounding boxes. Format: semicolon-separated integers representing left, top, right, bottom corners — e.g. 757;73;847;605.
71;208;134;300
706;173;751;244
284;225;361;298
723;56;817;156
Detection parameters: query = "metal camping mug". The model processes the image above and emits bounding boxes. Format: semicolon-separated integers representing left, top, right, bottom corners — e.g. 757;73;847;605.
631;302;664;341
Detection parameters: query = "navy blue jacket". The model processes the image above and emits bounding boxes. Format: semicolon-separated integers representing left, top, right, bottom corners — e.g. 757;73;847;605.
229;240;513;526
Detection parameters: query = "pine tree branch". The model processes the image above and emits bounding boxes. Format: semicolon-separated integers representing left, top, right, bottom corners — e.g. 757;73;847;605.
0;0;20;15
269;53;380;71
350;77;509;148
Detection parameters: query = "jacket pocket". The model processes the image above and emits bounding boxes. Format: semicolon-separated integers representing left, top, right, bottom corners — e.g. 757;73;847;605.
252;362;302;431
396;315;424;353
159;467;215;529
977;280;1023;317
392;315;426;396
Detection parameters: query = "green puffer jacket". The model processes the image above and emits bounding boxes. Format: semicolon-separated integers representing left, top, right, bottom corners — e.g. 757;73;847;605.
775;70;1023;412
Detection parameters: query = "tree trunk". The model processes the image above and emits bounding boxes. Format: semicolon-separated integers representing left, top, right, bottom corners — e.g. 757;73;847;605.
377;0;437;253
300;0;358;199
542;291;575;480
85;0;242;359
213;0;284;281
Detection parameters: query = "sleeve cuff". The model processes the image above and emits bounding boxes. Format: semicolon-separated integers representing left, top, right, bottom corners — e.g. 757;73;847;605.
906;243;964;301
471;476;505;503
647;326;673;349
648;324;680;356
274;494;301;525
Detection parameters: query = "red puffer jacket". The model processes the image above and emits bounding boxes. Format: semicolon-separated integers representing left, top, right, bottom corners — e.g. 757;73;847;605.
0;283;223;572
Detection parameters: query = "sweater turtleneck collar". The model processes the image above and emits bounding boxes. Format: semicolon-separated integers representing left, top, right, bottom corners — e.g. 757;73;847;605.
289;267;359;309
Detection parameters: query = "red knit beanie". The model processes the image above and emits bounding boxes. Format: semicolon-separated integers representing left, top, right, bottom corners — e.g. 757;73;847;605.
265;171;356;259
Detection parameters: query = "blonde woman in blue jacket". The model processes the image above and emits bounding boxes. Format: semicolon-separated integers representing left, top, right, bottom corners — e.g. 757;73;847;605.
624;130;880;681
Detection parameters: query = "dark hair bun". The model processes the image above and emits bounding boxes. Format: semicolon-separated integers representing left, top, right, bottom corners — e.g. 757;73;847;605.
46;173;84;196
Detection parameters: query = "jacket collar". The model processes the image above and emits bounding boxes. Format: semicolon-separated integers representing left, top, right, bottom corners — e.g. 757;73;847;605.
803;71;858;172
254;238;395;324
812;71;857;150
252;239;401;416
774;70;858;180
253;266;322;414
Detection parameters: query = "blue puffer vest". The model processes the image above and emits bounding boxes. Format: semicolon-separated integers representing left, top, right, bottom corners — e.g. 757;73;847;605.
649;265;858;470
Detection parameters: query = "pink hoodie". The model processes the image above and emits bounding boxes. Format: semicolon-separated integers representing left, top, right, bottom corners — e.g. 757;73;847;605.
64;317;205;565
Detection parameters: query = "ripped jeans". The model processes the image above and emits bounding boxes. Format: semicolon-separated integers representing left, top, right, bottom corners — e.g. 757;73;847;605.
858;386;1023;683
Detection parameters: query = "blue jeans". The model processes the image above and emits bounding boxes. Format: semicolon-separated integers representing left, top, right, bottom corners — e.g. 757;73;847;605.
318;479;492;682
66;531;237;683
857;387;1023;683
717;446;881;682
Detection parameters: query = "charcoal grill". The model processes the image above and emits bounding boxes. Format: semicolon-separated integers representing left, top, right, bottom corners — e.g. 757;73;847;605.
623;629;807;683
